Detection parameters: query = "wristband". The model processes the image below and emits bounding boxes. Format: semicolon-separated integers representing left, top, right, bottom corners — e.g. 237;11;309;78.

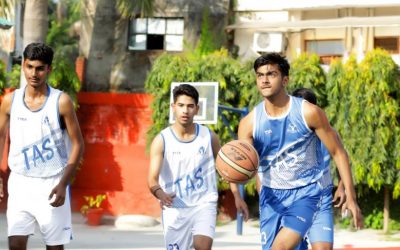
150;185;162;196
153;187;162;198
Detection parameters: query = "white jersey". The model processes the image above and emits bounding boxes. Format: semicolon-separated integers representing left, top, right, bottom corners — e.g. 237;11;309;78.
159;124;218;207
8;86;72;177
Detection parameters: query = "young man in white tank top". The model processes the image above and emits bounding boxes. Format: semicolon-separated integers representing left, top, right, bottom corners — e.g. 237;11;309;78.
0;43;84;250
148;84;221;250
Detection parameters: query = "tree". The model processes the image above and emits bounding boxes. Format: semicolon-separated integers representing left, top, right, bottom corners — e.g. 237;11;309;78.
326;50;400;233
288;53;328;108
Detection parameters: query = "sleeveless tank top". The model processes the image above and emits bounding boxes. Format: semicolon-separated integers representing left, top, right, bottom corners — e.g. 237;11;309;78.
8;86;71;177
159;124;218;207
253;96;324;189
319;141;333;188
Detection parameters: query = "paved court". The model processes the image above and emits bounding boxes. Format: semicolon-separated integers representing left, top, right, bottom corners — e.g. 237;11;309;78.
0;213;399;249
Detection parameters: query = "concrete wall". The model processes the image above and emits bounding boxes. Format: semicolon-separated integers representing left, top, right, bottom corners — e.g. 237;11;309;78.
71;92;160;216
80;0;229;92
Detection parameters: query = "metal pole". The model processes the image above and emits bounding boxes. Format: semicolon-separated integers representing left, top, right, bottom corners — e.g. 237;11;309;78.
218;105;249;236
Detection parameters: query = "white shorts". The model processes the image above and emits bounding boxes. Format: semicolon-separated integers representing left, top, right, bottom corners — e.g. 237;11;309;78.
7;172;72;246
162;202;217;250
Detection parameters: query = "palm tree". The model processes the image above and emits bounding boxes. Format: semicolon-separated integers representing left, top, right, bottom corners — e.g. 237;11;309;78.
23;0;48;46
0;0;48;88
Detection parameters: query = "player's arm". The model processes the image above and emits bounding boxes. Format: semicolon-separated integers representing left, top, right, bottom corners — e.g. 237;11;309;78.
210;130;221;159
332;131;346;207
304;102;363;228
229;110;254;221
49;93;84;207
0;93;12;203
147;134;173;207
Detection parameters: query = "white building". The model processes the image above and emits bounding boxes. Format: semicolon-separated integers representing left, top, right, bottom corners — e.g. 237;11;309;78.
227;0;400;64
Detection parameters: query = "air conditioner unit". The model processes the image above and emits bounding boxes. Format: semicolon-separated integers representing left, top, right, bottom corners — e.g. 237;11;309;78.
253;32;284;52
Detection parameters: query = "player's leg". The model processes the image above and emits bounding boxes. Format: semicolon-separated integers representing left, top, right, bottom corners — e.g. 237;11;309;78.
35;176;73;247
7;172;37;250
259;186;285;250
46;245;64;250
192;202;217;250
308;186;334;250
265;182;322;250
193;235;213;250
162;207;193;249
8;236;29;250
272;227;303;250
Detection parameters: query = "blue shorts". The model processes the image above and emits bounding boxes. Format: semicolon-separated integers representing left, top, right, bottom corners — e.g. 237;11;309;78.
259;182;323;250
305;185;334;246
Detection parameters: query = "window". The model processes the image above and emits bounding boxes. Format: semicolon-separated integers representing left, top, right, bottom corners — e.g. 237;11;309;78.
305;40;345;64
374;37;399;54
129;17;184;51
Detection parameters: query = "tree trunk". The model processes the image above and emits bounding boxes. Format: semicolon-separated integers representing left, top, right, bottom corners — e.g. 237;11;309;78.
383;185;390;233
20;0;48;88
57;0;67;24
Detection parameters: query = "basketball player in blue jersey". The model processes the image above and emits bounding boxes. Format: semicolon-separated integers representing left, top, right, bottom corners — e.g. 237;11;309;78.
231;53;363;250
292;88;346;250
148;84;221;250
0;43;84;250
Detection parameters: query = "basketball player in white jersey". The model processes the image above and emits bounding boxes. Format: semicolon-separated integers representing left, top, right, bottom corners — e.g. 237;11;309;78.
148;84;220;250
0;43;84;250
231;53;363;250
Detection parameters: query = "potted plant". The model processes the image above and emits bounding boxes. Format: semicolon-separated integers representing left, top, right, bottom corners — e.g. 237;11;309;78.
80;194;107;226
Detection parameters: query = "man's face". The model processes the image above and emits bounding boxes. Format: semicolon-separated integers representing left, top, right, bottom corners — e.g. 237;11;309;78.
255;64;288;98
23;59;51;88
172;95;199;126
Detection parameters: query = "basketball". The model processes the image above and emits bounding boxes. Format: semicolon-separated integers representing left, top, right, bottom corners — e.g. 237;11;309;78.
216;140;259;183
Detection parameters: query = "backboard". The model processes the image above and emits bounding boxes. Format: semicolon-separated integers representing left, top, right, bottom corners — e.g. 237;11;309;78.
169;82;219;124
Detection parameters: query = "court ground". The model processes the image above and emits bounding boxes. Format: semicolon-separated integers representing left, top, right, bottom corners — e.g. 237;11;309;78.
0;213;399;249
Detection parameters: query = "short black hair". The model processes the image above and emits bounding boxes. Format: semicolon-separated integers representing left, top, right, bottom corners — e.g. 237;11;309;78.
23;43;54;66
292;88;317;105
253;52;290;77
172;84;199;104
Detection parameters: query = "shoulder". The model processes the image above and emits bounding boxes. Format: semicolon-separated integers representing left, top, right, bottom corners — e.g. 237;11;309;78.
302;101;326;129
1;92;15;114
57;92;74;114
150;133;165;154
239;109;255;128
58;92;72;105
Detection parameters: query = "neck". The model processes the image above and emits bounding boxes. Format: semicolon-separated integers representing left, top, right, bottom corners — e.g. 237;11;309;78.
171;123;197;141
264;93;290;117
25;84;48;98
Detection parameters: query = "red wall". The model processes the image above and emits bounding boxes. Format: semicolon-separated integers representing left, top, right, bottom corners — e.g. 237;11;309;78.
0;91;235;219
71;92;161;216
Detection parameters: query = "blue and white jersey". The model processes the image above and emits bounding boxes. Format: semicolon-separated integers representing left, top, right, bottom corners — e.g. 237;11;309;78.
253;96;324;189
8;86;72;177
159;124;218;207
319;142;333;189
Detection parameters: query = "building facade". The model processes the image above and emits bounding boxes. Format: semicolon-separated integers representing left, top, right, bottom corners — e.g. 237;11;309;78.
227;0;400;65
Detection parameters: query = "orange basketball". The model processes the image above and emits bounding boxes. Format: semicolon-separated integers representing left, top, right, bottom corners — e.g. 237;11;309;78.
216;140;259;183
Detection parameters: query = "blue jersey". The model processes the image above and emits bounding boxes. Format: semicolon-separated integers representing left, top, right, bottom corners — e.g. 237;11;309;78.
253;96;324;189
319;141;333;188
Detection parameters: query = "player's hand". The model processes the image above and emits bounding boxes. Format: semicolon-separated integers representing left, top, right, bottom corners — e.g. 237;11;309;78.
48;184;67;207
333;182;346;208
342;199;364;230
0;178;3;203
157;190;174;208
233;193;249;222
